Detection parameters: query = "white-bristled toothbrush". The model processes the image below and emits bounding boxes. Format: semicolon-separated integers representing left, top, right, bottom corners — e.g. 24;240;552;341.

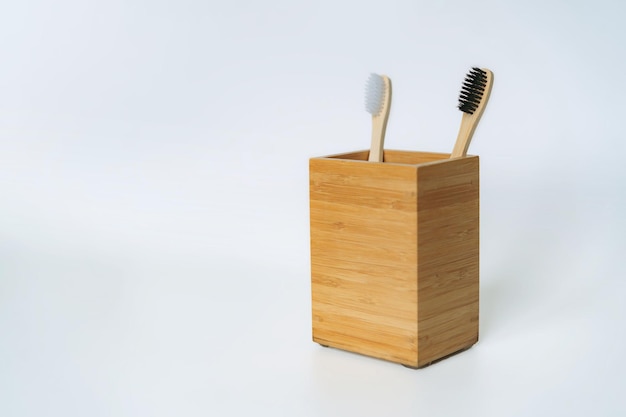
365;73;392;162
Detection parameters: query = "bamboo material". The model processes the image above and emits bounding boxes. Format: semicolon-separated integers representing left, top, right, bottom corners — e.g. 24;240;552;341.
310;150;479;368
451;69;493;158
368;75;392;162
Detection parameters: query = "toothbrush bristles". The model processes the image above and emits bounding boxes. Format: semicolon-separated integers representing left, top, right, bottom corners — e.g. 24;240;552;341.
365;73;385;116
458;67;487;115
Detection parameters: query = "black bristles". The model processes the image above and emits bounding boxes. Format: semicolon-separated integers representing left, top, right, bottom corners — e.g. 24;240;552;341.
458;67;487;114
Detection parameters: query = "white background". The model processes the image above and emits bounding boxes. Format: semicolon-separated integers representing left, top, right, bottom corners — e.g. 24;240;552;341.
1;0;625;416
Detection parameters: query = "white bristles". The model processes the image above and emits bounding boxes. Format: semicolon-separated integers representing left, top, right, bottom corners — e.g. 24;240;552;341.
364;73;385;116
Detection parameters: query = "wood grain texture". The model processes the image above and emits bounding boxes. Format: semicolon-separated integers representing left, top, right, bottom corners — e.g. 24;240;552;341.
309;150;479;368
310;153;419;365
415;156;479;367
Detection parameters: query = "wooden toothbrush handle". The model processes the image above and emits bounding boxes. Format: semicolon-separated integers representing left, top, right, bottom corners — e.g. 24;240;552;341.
369;115;386;162
451;112;479;158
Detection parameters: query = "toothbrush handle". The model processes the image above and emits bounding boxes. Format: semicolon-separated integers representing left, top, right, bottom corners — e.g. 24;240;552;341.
451;112;478;158
369;117;386;162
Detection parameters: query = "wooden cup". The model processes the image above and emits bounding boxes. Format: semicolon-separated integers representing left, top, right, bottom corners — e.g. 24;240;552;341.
309;150;479;368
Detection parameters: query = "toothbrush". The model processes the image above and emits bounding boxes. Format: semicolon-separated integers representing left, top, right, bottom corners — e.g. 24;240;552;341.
451;67;494;158
365;73;392;162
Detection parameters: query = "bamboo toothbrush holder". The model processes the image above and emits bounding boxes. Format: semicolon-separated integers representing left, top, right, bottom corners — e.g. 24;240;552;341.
309;149;479;368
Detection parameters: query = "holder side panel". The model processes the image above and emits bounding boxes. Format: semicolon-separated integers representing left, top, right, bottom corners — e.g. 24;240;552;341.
310;157;419;366
416;156;479;367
